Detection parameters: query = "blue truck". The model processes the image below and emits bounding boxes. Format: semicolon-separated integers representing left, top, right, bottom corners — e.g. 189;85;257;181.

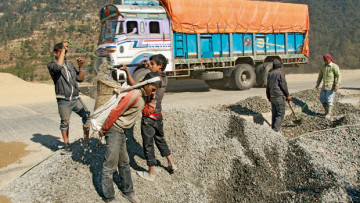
95;0;309;90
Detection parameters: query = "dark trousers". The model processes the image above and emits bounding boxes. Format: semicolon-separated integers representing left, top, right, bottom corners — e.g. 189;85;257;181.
141;115;171;166
102;125;134;201
270;96;286;132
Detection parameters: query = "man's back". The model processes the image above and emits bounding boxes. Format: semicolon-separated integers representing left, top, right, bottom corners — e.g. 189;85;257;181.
267;69;289;98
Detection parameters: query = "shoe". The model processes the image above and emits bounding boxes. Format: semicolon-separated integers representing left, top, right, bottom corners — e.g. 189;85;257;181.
104;198;121;203
60;145;72;155
325;106;332;119
168;164;178;172
136;171;155;181
122;194;140;203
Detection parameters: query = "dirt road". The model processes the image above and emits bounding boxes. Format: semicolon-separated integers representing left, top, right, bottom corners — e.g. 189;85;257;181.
164;69;360;109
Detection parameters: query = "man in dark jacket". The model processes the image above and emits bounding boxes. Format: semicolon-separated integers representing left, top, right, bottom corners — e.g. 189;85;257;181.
47;40;90;153
266;59;291;133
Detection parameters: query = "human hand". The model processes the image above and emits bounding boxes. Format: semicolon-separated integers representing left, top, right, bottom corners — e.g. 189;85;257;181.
334;86;338;92
286;96;292;101
119;64;129;72
99;129;106;137
76;57;84;67
143;61;150;68
315;85;319;89
62;40;69;50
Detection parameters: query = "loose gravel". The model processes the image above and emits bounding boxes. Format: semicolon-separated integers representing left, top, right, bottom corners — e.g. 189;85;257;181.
1;89;359;202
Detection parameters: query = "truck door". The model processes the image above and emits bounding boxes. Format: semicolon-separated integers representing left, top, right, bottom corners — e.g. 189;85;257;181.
256;34;266;55
200;35;213;58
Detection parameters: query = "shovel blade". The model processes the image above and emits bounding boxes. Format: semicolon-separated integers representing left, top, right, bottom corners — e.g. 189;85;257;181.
293;118;303;125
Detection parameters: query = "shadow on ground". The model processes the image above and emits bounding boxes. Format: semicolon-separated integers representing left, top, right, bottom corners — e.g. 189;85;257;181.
31;134;63;151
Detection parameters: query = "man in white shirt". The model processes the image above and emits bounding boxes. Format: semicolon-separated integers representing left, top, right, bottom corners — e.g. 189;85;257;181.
128;23;137;35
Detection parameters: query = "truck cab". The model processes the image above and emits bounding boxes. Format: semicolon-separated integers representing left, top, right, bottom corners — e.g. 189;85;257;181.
95;2;173;82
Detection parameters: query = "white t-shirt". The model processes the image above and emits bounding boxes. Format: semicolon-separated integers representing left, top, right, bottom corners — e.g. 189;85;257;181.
128;27;137;35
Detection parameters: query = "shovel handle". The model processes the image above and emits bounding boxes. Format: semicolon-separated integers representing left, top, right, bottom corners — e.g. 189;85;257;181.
287;100;297;117
301;88;317;112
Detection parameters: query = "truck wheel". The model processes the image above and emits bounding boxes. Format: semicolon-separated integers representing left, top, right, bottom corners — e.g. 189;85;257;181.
199;71;223;80
205;78;228;89
133;68;150;83
229;64;256;90
256;62;273;87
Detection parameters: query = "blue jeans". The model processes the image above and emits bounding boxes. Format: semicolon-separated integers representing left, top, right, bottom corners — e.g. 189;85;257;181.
102;125;134;201
57;98;90;131
320;90;335;106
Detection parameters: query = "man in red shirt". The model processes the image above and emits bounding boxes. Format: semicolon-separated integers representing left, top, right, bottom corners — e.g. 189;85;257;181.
99;72;161;203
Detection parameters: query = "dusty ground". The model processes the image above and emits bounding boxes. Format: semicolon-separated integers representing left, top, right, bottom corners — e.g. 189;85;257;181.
0;141;31;168
0;70;359;202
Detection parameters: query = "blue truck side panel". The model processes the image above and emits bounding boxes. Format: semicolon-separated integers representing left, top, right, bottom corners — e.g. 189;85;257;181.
221;34;230;57
275;34;285;54
187;34;197;58
213;34;221;57
266;34;275;54
233;33;243;56
173;32;305;59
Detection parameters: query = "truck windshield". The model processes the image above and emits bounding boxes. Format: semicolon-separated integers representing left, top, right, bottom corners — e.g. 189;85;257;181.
99;20;124;43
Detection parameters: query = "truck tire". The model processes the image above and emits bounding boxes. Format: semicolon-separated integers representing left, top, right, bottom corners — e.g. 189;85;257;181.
133;68;150;83
256;62;273;87
205;78;228;89
229;64;256;90
199;71;223;80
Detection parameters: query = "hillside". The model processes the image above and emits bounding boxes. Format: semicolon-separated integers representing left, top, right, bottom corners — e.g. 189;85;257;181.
0;0;359;81
269;0;360;72
0;0;109;81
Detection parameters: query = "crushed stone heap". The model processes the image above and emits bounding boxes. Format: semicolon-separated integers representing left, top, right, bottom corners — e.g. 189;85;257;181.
1;106;359;202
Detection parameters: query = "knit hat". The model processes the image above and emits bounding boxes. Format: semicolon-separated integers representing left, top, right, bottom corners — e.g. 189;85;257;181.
273;59;282;69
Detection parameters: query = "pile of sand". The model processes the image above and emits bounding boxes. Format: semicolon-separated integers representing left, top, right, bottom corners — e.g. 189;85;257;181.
0;73;55;106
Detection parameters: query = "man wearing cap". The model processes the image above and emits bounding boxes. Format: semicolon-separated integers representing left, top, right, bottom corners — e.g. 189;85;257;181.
315;54;341;118
266;59;291;133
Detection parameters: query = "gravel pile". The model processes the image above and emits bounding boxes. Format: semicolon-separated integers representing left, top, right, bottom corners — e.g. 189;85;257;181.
225;96;271;115
0;88;359;202
282;89;360;138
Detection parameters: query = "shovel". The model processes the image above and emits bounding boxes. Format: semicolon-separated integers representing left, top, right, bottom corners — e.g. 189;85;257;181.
287;100;303;125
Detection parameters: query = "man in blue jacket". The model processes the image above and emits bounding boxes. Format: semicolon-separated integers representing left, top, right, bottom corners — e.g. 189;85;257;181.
47;40;90;153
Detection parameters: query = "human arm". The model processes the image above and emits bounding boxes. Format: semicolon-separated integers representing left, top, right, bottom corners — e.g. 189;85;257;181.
76;57;85;80
128;27;137;35
279;72;290;100
101;90;140;131
333;64;341;92
57;40;68;66
47;61;64;73
316;68;323;89
120;65;137;86
142;96;156;117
